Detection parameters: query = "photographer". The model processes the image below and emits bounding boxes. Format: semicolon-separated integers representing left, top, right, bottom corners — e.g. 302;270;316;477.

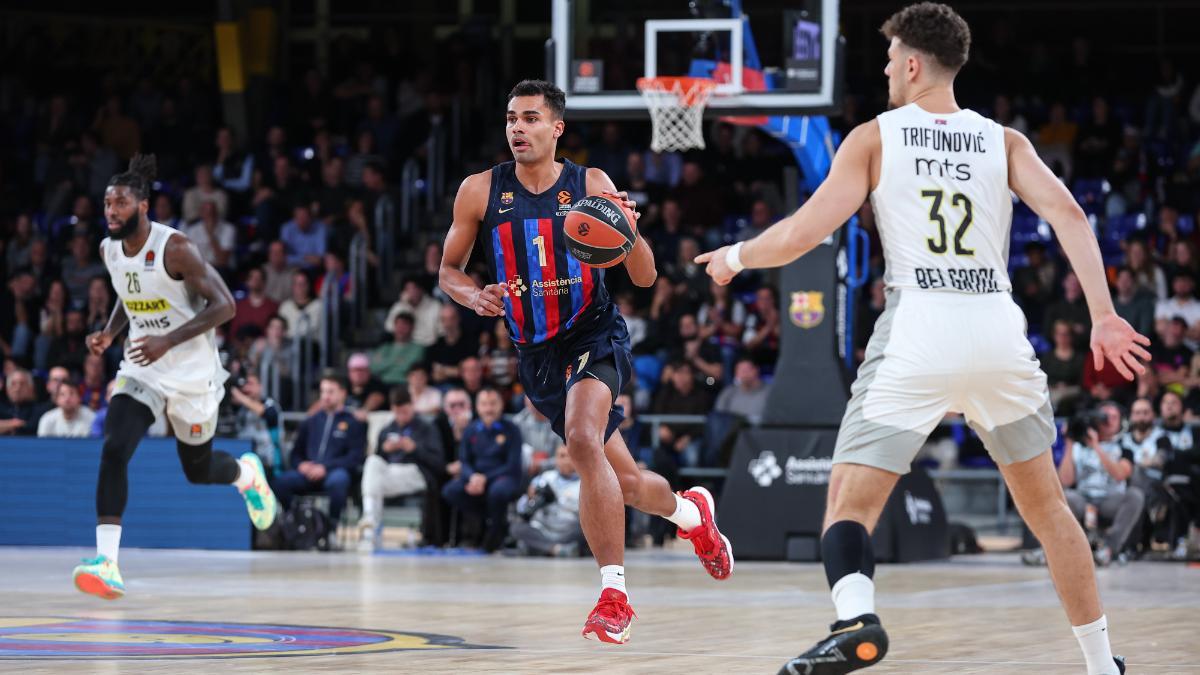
510;444;584;557
229;373;282;472
1059;402;1145;565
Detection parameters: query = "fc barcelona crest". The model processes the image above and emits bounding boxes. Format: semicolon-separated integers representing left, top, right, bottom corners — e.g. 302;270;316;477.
790;291;824;329
500;192;514;205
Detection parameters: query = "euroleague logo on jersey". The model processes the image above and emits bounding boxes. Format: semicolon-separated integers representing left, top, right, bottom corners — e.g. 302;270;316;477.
144;250;156;271
557;190;573;215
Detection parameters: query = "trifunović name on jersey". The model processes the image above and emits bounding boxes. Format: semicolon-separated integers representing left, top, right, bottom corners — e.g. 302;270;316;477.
902;126;986;180
915;267;1001;293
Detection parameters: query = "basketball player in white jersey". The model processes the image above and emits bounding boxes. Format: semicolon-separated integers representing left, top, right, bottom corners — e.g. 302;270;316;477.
72;155;278;600
697;4;1147;674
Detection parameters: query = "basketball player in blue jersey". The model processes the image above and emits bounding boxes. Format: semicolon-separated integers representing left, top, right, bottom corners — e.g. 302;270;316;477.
440;79;733;643
698;4;1142;673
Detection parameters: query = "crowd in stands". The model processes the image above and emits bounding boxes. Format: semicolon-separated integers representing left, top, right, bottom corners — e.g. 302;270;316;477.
0;23;1198;558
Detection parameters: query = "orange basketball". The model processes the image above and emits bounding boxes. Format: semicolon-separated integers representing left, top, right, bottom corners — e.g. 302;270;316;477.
563;194;637;268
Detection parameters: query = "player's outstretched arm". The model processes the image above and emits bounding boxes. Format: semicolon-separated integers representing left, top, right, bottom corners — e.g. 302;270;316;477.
440;172;507;317
586;167;656;287
1006;127;1151;379
694;121;876;285
128;234;236;366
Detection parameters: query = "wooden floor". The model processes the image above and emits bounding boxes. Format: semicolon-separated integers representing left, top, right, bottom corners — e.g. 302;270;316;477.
1;545;1198;674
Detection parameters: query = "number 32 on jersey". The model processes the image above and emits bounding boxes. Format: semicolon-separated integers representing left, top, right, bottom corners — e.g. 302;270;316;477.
920;189;974;257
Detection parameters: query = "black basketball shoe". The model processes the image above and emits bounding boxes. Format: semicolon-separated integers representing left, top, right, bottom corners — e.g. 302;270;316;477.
1114;655;1126;673
777;613;889;675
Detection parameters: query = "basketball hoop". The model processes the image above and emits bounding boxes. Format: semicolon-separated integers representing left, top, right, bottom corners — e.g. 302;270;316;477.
636;76;717;153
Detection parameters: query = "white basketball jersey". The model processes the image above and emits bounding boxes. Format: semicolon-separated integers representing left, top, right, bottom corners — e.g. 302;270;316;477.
870;103;1012;294
102;222;226;394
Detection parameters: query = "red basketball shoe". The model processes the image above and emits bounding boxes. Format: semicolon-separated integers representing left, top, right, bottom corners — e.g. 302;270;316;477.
677;486;734;580
581;588;636;644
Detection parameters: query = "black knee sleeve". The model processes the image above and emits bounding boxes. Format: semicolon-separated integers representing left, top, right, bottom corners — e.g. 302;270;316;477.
176;439;240;485
821;520;876;588
96;395;156;518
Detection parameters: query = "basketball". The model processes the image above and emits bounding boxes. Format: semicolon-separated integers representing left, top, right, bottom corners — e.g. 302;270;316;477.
563;194;637;268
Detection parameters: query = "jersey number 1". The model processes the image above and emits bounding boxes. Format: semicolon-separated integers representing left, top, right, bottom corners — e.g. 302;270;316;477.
532;235;548;267
920;189;975;256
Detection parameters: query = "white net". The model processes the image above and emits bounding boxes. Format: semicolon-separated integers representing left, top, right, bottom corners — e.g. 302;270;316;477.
637;77;716;153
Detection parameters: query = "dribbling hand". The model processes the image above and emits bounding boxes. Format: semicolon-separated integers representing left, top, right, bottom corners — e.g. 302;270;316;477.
472;283;508;317
601;190;642;226
86;331;113;357
1090;313;1152;381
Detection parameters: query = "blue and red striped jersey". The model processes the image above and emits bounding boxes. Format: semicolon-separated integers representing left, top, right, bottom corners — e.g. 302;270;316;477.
481;159;608;346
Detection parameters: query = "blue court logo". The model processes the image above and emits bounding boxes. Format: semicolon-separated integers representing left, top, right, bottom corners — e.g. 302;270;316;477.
0;617;499;659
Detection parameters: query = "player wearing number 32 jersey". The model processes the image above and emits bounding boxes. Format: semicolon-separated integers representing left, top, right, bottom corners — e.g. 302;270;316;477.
439;79;733;646
697;3;1146;674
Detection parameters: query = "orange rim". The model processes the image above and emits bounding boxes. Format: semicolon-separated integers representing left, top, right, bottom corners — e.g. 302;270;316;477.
636;76;716;106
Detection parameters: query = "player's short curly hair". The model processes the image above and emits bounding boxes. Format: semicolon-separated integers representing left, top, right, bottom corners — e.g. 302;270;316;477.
881;2;971;73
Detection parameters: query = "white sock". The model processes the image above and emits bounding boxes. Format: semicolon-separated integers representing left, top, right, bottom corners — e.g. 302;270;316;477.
97;524;121;564
233;459;255;491
831;572;876;621
600;565;627;598
1073;615;1116;675
665;493;702;532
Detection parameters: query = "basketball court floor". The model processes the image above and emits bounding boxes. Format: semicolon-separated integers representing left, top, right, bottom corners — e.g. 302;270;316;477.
1;545;1196;673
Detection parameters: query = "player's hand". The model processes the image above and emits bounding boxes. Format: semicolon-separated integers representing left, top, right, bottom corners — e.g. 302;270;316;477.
602;190;641;226
128;335;174;366
87;331;113;356
472;284;507;317
1090;313;1151;380
694;246;738;286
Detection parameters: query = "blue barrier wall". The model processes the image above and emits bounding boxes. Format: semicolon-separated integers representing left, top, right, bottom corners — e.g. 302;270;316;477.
0;438;252;550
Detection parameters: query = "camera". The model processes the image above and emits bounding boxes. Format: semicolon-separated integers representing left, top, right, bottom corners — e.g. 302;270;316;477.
1067;409;1107;444
517;484;557;521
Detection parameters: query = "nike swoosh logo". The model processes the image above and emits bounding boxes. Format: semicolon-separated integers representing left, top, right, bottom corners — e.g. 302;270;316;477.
498;207;514;213
830;621;864;635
